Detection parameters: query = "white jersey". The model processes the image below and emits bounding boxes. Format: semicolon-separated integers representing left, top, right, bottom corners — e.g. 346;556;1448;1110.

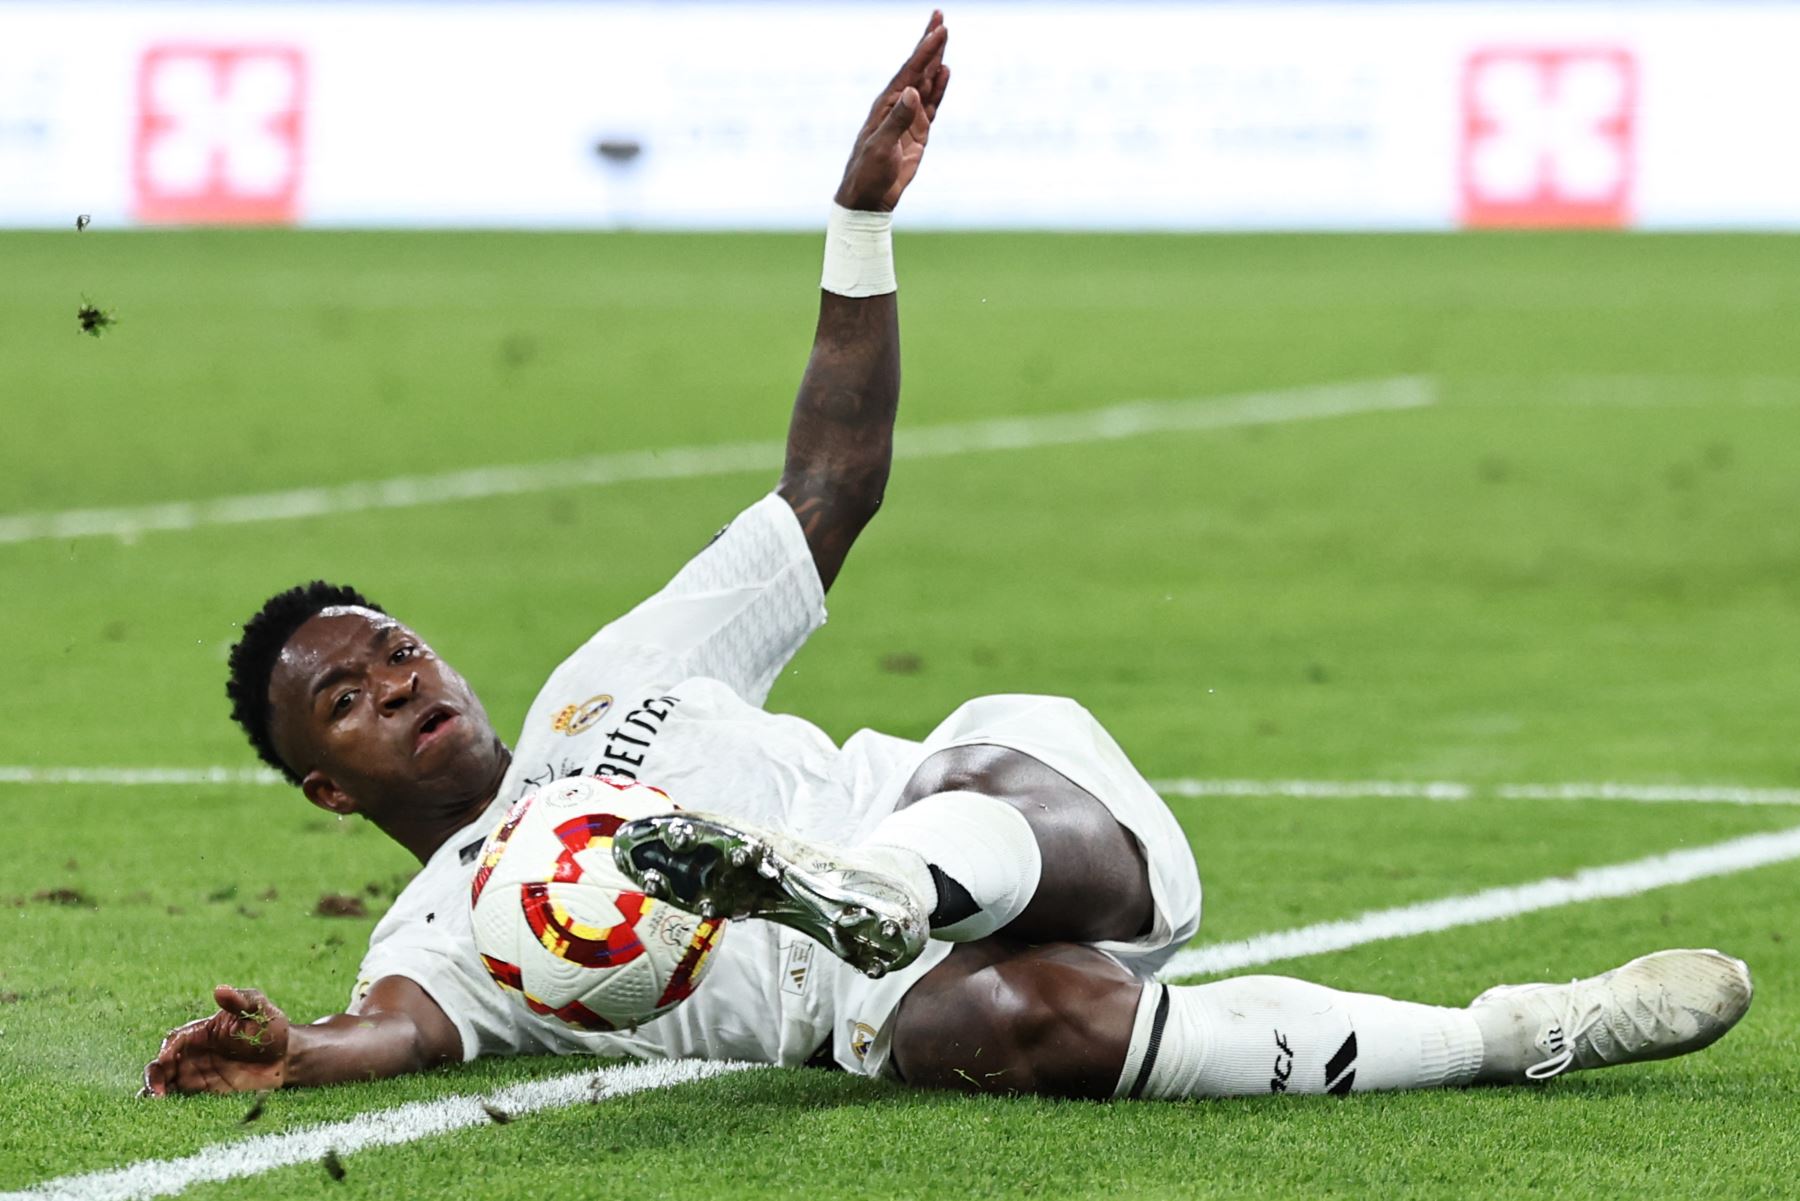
353;493;921;1067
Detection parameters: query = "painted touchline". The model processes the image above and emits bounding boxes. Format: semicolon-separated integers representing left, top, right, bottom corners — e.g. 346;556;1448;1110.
0;1059;758;1201
1156;822;1800;979
1148;777;1800;807
7;821;1796;1201
0;377;1432;546
0;767;285;787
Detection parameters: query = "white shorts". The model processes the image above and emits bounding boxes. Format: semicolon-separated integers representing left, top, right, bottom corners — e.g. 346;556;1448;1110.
829;694;1203;1077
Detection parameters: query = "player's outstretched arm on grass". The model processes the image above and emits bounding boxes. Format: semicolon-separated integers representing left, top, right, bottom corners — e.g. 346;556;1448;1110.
778;10;950;590
140;979;461;1096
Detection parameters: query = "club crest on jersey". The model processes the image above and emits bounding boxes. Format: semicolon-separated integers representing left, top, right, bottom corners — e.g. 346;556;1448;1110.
552;694;613;736
848;1021;878;1063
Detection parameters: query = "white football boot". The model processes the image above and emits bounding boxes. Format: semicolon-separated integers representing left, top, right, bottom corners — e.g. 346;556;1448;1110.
1468;948;1753;1083
612;811;929;979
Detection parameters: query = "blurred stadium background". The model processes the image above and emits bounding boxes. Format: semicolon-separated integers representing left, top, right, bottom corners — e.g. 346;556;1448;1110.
5;1;1800;232
6;3;1800;1200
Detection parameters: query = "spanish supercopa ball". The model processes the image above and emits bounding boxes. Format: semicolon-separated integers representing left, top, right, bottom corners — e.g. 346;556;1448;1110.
469;776;726;1031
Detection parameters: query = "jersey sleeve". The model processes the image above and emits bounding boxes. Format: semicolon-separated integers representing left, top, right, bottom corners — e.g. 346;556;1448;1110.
576;492;827;706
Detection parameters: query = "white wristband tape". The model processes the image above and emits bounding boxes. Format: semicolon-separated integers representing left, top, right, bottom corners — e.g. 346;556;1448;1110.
821;204;896;298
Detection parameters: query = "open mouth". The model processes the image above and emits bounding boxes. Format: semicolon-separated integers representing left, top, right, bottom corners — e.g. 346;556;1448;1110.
414;706;459;754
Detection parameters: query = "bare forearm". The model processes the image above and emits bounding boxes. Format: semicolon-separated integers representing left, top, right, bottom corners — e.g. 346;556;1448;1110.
778;292;900;588
775;13;946;589
284;1010;447;1087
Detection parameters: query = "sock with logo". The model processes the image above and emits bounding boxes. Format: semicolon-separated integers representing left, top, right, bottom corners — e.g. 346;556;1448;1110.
857;791;1043;941
1114;976;1485;1099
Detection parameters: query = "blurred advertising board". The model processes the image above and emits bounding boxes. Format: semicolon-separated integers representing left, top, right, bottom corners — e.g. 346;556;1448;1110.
2;1;1797;229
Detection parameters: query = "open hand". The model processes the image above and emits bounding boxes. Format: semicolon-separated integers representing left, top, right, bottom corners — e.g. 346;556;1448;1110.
141;986;292;1097
835;10;952;212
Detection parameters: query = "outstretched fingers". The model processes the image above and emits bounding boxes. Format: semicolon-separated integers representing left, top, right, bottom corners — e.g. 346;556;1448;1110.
139;987;281;1097
923;63;951;121
141;1019;205;1097
892;11;947;90
910;29;948;96
865;14;947;131
150;1027;238;1094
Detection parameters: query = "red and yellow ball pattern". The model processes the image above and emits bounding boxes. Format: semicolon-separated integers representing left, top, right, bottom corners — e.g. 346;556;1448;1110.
469;777;726;1032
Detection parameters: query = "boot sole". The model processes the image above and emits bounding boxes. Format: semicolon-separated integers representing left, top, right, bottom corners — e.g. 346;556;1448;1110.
612;812;921;979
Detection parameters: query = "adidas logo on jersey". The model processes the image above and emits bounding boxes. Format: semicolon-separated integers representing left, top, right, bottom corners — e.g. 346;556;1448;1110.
781;941;815;996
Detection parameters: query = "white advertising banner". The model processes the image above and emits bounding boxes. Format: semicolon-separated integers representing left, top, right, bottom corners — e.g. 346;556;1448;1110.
2;1;1798;230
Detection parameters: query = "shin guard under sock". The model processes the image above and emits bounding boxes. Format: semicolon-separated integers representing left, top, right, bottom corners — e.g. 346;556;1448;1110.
1115;976;1484;1099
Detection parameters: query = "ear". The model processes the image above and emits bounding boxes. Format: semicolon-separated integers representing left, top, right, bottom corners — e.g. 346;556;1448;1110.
301;770;358;816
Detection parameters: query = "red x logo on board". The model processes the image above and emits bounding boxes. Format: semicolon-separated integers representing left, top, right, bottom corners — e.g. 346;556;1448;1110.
133;45;306;225
1460;48;1636;228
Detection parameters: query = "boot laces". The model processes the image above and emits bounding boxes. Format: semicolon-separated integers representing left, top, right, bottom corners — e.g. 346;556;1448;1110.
1524;976;1679;1081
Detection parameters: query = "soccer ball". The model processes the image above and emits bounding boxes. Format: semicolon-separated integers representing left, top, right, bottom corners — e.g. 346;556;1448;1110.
469;776;726;1032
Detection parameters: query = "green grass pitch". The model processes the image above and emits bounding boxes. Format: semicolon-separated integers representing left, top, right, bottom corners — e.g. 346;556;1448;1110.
2;230;1799;1198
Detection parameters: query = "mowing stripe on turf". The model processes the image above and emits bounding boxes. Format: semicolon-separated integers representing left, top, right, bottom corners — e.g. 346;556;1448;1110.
7;766;1800;807
0;1059;758;1201
0;376;1431;546
8;822;1795;1201
1158;823;1800;980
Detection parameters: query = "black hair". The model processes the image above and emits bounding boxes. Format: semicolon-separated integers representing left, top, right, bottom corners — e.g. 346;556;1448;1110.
226;581;384;784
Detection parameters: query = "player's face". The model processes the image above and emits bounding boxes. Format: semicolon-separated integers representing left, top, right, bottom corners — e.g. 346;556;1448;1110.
267;606;503;815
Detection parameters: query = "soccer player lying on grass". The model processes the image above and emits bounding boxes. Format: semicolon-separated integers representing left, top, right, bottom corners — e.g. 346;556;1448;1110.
143;12;1751;1103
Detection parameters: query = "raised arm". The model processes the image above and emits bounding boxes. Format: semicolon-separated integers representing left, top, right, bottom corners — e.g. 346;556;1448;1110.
141;979;461;1095
778;11;951;591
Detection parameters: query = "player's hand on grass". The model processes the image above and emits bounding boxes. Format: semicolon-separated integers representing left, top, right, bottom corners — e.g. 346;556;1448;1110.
140;985;291;1096
835;9;951;212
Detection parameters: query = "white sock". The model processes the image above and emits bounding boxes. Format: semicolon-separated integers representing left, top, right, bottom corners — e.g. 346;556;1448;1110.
859;791;1043;941
1116;977;1485;1099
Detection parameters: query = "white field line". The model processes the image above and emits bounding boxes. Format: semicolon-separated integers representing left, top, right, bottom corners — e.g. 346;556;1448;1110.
1153;777;1475;802
0;377;1432;546
0;766;284;787
1158;823;1800;980
0;1059;759;1201
9;822;1797;1201
1148;777;1800;807
11;767;1799;810
1491;781;1800;806
1459;374;1800;409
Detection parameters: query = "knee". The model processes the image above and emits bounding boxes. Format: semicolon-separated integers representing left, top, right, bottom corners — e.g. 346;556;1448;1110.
895;753;991;806
891;949;1138;1099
